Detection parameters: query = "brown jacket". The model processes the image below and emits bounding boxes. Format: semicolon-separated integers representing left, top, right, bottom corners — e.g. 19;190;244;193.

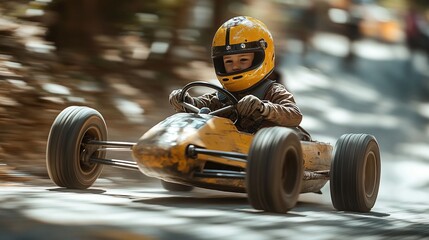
189;81;303;133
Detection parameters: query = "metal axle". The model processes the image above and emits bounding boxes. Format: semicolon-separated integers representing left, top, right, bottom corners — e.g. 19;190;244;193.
86;140;135;148
90;157;139;171
187;145;247;161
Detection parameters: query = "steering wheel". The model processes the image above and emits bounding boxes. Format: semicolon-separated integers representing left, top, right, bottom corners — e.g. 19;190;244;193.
178;81;239;121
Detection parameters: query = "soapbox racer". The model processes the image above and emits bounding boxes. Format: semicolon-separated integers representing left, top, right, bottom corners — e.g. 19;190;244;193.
46;81;381;213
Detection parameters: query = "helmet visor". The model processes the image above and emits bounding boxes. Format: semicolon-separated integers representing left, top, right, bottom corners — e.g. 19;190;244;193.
212;40;267;76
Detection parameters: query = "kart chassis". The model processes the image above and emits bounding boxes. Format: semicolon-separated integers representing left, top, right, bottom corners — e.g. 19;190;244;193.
85;140;330;181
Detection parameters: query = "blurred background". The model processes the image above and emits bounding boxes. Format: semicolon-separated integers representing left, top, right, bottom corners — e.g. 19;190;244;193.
0;0;428;182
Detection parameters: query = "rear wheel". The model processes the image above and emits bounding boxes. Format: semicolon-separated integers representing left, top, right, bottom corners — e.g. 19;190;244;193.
246;127;303;213
161;180;194;192
46;106;107;189
330;134;381;212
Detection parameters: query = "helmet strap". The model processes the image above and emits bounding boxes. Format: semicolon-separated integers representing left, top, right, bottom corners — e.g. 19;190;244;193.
234;78;275;100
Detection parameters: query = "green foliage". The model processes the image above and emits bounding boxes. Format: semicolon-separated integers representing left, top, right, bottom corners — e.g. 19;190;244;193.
377;0;407;10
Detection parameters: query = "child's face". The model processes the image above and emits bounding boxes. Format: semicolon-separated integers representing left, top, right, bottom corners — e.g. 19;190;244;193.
223;53;255;73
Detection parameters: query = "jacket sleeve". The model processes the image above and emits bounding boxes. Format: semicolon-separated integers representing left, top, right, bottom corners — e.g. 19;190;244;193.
262;83;303;127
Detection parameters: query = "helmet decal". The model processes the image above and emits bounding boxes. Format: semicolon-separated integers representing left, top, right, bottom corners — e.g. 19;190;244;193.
225;27;230;46
224;16;246;28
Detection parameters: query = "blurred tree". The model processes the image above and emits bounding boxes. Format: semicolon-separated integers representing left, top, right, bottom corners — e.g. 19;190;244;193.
41;0;251;83
408;0;429;9
45;0;140;55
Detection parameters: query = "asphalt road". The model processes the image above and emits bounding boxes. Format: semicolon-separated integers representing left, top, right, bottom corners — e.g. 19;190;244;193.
1;33;429;240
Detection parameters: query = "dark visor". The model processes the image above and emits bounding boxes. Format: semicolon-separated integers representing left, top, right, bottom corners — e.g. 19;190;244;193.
212;40;267;58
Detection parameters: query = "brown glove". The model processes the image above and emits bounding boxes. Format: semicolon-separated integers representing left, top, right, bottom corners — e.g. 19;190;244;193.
169;89;193;112
236;95;269;119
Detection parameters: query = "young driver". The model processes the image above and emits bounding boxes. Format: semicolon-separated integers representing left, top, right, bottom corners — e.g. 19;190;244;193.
169;16;309;139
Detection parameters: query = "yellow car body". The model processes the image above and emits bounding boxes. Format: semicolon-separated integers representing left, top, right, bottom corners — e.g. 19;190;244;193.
132;112;332;193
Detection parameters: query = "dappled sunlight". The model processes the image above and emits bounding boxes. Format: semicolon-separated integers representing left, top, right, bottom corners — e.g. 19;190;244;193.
353;39;409;61
412;53;429;77
416;102;429;119
102;49;124;62
287;64;382;107
321;107;353;125
24;205;190;226
334;79;381;103
285;39;305;54
150;42;169;55
301;115;327;132
311;33;349;57
109;81;141;97
16;25;55;55
398;143;429;162
25;40;55;54
411;102;429;138
121;35;150;61
294;95;337;112
4;60;22;69
114;98;145;124
41;83;71;95
17;188;190;226
286;59;405;130
323;107;400;128
285;67;332;92
173;60;217;84
169;208;229;218
381;159;429;205
374;99;396;114
173;224;260;239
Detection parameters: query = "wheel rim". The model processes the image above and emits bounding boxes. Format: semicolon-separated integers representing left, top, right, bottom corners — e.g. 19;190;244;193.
364;151;377;198
282;147;299;196
79;126;103;174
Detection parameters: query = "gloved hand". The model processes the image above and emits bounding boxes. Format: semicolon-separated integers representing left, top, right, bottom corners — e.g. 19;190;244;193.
169;89;193;112
236;95;269;119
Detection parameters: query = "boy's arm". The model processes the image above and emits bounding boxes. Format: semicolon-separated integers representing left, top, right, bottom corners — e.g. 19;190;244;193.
262;83;303;127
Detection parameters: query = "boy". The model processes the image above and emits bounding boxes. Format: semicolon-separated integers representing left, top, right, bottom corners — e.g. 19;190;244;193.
169;16;309;139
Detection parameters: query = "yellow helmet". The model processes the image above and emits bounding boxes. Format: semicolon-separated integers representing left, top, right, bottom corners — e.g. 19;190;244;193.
211;16;275;92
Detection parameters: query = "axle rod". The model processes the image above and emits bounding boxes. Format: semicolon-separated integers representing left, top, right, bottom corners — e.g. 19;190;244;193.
90;157;139;171
303;170;330;180
187;145;247;161
86;140;135;148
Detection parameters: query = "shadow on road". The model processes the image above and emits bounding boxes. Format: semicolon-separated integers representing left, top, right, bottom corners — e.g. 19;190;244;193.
48;187;107;194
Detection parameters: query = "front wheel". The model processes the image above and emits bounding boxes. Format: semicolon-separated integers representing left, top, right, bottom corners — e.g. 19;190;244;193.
330;134;381;212
246;127;303;213
46;106;107;189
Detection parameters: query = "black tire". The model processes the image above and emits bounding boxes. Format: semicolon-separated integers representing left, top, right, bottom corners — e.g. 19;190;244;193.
330;134;381;212
46;106;107;189
246;127;303;213
161;180;194;192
